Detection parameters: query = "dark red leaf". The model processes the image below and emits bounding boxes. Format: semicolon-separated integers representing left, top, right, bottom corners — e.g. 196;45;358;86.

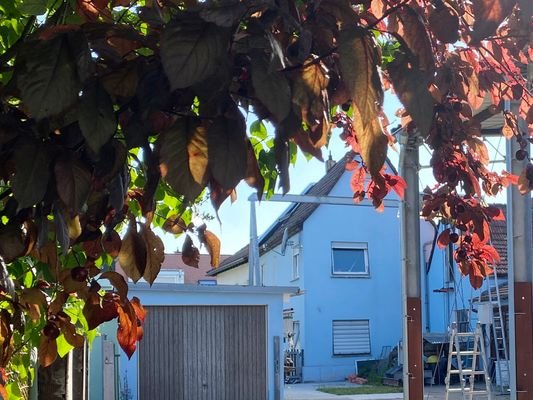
116;300;138;359
471;0;517;43
437;229;452;249
182;235;200;268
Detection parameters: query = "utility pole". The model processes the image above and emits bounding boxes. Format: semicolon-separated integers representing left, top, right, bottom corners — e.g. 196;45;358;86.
399;132;423;400
507;66;533;399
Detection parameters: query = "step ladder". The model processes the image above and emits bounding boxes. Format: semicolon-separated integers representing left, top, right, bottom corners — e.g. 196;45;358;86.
445;322;492;400
486;273;510;392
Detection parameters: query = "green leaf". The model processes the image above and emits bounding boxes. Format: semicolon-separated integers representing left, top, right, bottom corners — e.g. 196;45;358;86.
6;382;23;400
208;116;247;190
11;138;51;209
158;118;208;201
251;56;291;122
161;13;227;90
79;81;117;154
19;0;47;15
250;120;268;140
15;35;82;119
56;334;75;358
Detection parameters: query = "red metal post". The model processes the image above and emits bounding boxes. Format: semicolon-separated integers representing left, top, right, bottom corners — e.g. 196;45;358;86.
514;283;533;400
406;297;423;400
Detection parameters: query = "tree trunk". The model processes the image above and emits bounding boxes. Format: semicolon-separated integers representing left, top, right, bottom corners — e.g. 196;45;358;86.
37;347;86;400
37;357;67;400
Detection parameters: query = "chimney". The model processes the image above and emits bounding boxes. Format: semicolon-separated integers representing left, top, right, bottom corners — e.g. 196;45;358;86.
325;152;336;173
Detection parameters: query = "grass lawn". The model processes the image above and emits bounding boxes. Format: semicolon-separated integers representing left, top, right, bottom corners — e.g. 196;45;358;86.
317;385;403;395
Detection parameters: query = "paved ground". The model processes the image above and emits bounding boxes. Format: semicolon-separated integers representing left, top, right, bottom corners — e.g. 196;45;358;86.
285;382;511;400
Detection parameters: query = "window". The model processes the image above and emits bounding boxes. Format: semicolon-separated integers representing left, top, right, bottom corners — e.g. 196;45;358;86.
331;242;369;276
137;269;184;284
292;248;300;280
332;320;371;355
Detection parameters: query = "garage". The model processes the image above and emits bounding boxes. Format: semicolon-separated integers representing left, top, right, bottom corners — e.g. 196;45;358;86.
139;305;267;400
109;283;298;400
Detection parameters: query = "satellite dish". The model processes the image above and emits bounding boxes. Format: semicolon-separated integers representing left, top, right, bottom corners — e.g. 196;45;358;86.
280;227;289;256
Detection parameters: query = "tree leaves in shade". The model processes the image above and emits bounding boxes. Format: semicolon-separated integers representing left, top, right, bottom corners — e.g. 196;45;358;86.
199;0;247;27
158;119;209;201
15;35;82;120
471;0;517;43
53;206;70;256
11;139;50;209
181;235;200;268
188;123;210;189
244;139;265;201
161;14;227;90
100;271;128;299
162;215;186;235
140;224;164;285
54;157;92;214
19;0;48;15
102;230;121;257
118;219;147;282
274;136;290;194
79;81;117;154
338;27;387;179
292;59;330;148
428;5;460;44
208;116;247;190
251;56;291;122
388;55;435;137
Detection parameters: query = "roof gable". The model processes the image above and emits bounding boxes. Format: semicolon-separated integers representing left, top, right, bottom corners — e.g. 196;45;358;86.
210;152;397;275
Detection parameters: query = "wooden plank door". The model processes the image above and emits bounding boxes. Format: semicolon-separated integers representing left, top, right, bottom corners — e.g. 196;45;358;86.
138;305;267;400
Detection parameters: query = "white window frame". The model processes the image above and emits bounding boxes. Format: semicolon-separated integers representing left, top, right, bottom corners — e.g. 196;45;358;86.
292;247;300;281
331;242;369;276
332;319;371;356
135;269;184;284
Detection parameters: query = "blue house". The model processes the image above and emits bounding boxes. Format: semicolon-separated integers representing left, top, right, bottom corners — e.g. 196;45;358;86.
209;153;405;382
209;152;506;383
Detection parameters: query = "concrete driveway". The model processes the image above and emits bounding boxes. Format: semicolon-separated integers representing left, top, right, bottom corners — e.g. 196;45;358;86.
284;382;508;400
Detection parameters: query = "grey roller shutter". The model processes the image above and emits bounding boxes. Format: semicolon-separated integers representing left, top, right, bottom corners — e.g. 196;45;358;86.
332;320;371;355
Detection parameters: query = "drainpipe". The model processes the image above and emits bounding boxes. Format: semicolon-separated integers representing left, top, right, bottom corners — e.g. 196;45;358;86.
399;131;423;400
507;85;533;399
249;198;260;286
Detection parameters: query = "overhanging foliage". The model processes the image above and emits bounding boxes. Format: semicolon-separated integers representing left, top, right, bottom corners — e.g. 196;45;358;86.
0;0;531;396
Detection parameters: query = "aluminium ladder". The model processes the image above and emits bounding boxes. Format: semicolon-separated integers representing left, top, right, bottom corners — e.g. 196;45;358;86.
486;273;510;392
445;322;492;400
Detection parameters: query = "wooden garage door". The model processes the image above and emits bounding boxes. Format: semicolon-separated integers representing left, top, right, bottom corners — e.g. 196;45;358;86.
139;305;267;400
